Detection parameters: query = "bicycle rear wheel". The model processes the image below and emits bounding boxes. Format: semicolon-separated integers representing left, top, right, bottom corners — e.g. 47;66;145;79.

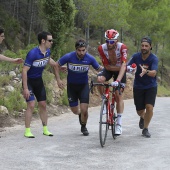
99;99;108;147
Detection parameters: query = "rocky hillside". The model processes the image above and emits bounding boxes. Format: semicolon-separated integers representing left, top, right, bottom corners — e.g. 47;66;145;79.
0;65;134;131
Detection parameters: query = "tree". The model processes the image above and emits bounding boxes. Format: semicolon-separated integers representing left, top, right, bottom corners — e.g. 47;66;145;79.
43;0;76;59
74;0;131;44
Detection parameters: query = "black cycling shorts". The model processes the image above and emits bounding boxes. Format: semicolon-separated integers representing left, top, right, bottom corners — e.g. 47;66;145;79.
133;86;157;111
26;77;46;102
67;83;89;107
97;68;126;84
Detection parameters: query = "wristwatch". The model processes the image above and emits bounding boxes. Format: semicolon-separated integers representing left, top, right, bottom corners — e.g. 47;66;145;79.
146;70;149;74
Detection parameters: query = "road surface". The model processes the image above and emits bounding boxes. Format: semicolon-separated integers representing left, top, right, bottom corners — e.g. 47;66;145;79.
0;97;170;170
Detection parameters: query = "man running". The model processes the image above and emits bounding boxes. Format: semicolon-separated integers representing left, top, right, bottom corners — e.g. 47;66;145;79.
55;39;103;136
128;36;158;138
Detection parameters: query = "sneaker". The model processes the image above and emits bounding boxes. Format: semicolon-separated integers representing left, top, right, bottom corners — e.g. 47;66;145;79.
24;131;35;138
81;126;89;136
139;117;144;129
24;128;35;138
115;124;122;135
43;131;53;136
142;128;151;138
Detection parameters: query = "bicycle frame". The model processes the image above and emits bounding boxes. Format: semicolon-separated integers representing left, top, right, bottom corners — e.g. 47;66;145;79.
103;84;116;127
90;81;120;147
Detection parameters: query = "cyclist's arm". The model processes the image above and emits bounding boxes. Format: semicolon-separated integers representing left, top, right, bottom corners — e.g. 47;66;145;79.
116;45;128;81
116;62;127;81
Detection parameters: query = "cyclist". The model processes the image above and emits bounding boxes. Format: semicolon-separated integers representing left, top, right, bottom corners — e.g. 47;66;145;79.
127;36;158;138
55;39;103;136
0;27;23;64
97;29;128;135
22;31;63;138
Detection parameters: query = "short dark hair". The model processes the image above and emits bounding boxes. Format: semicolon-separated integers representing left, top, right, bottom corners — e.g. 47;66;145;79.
75;39;87;49
37;31;52;44
0;27;4;35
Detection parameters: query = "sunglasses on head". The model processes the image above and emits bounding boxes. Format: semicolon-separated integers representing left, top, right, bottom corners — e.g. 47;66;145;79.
47;39;53;42
75;41;86;48
106;39;116;44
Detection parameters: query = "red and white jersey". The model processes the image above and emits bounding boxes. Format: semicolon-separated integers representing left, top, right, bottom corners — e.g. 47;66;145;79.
98;42;127;67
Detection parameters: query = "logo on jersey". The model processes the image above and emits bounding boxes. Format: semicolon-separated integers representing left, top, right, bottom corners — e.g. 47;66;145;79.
32;57;50;67
142;64;149;70
68;63;89;73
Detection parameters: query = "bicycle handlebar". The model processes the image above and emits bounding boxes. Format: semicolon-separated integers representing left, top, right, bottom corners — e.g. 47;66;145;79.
89;80;121;95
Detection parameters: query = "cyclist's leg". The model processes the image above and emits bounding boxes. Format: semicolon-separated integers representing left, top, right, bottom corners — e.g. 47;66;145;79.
114;72;126;135
97;68;112;96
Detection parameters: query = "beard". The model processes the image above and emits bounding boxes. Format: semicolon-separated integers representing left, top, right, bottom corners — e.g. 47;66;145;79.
76;53;84;59
141;49;149;55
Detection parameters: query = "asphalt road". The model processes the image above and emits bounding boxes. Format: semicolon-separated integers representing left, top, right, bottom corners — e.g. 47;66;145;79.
0;97;170;170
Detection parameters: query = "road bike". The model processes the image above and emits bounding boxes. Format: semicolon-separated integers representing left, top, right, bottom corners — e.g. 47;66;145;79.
90;80;121;147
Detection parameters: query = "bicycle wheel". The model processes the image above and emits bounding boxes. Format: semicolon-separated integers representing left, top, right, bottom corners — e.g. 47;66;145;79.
111;112;117;139
99;98;108;147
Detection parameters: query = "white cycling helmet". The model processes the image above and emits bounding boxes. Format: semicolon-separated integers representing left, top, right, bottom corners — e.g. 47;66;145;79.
105;29;119;40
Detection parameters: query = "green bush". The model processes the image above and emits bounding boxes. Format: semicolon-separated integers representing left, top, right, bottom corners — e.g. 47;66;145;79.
0;75;11;86
4;90;26;113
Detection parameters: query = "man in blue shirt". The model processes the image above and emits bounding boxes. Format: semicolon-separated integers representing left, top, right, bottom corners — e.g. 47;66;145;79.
55;39;103;136
128;36;158;138
22;31;62;138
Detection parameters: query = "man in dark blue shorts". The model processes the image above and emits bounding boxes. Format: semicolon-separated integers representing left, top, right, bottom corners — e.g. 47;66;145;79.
22;31;63;138
128;36;158;138
55;39;103;136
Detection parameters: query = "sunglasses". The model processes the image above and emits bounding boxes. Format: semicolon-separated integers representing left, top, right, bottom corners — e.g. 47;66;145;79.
106;39;115;44
75;41;86;48
47;39;53;42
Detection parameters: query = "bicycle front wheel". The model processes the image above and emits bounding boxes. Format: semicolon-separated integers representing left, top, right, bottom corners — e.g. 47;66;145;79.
99;99;108;147
111;112;117;139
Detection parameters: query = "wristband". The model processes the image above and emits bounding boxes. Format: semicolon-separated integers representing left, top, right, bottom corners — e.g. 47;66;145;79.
146;70;149;74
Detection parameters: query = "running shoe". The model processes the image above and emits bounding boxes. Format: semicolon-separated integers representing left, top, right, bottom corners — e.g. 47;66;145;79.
24;131;35;138
142;128;151;138
43;126;53;136
115;124;122;135
81;126;89;136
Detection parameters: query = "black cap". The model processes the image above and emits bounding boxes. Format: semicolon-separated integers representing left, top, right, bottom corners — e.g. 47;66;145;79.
141;36;152;50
